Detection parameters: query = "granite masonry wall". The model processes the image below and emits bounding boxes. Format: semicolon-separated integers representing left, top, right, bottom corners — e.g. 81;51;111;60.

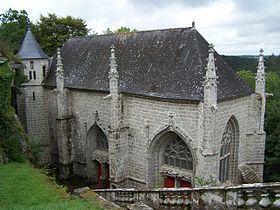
45;86;265;188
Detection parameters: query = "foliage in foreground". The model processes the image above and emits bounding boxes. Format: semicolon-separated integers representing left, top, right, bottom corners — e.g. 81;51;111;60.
0;44;27;162
0;9;29;54
0;162;121;210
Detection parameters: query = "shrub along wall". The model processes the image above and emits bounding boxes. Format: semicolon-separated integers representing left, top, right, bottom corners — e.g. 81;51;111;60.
0;53;26;163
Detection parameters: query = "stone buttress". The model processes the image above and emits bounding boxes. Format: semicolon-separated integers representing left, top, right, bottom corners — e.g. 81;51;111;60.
197;44;219;180
106;45;128;187
55;48;73;179
243;49;267;179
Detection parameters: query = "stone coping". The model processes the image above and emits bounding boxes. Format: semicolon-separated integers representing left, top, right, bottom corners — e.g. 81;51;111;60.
94;182;280;193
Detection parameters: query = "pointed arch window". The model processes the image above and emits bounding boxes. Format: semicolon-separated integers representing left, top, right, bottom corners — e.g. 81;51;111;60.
219;117;239;183
163;137;193;170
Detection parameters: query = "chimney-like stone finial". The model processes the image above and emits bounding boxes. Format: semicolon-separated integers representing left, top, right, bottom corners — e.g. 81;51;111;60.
109;44;118;79
203;43;217;107
204;44;217;86
27;17;31;31
255;48;265;93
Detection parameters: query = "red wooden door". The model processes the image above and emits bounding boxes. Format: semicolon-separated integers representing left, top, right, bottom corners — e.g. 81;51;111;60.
97;161;102;188
164;176;175;188
180;179;191;188
106;163;110;188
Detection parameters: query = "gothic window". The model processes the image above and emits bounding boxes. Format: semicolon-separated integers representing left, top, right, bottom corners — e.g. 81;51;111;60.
219;118;238;183
163;137;193;170
33;71;36;80
32;92;35;101
29;71;32;79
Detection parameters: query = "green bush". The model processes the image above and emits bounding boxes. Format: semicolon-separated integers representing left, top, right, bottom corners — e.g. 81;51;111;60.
0;46;27;163
27;138;42;165
195;176;219;187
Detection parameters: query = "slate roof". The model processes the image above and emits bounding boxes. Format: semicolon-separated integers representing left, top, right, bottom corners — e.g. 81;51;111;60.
17;27;48;59
44;27;253;101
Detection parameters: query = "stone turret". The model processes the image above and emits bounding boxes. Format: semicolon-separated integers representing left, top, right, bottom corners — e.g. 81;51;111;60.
17;18;48;85
16;17;50;164
255;49;266;133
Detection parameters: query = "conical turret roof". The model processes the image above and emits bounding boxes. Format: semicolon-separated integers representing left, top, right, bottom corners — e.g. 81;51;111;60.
17;25;48;59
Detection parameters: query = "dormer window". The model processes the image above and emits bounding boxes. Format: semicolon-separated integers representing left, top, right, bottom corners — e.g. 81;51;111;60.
30;61;34;69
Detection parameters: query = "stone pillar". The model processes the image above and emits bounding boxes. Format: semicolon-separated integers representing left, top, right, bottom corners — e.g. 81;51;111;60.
55;48;72;179
197;44;219;180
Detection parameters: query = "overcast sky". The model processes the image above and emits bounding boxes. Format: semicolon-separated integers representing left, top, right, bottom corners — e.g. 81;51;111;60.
1;0;280;55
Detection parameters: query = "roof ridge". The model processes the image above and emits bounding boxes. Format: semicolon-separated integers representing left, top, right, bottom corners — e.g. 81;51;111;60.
80;27;194;39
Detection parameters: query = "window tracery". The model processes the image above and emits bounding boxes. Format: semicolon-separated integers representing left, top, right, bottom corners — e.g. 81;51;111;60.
219;118;238;183
163;137;193;170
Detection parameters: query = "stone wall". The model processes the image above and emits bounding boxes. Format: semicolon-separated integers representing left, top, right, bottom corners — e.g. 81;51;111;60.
69;90;111;177
125;95;199;188
44;86;264;187
17;85;50;164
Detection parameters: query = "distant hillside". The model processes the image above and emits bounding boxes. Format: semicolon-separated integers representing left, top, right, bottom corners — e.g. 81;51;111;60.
222;55;280;73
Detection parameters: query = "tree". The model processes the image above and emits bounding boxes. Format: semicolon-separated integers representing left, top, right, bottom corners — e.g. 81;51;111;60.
103;26;138;35
115;26;138;33
0;9;29;54
103;27;114;35
35;13;89;56
236;70;255;89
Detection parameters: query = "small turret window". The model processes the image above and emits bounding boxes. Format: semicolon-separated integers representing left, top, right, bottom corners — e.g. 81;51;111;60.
32;92;35;101
43;66;46;78
30;61;34;69
29;71;32;79
33;71;36;80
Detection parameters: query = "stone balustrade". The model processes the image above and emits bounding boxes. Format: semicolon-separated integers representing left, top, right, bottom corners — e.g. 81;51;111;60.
94;182;280;210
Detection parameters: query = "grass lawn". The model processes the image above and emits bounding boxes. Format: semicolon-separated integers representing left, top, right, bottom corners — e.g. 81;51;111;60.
0;162;120;210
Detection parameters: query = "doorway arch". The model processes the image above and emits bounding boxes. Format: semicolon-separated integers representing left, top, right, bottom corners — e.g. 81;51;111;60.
148;127;195;188
86;123;110;188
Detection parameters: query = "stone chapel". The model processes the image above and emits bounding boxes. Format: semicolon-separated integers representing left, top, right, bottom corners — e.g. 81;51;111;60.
17;22;266;189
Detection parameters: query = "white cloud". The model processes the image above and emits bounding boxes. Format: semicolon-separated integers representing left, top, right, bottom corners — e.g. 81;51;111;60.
0;0;279;55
